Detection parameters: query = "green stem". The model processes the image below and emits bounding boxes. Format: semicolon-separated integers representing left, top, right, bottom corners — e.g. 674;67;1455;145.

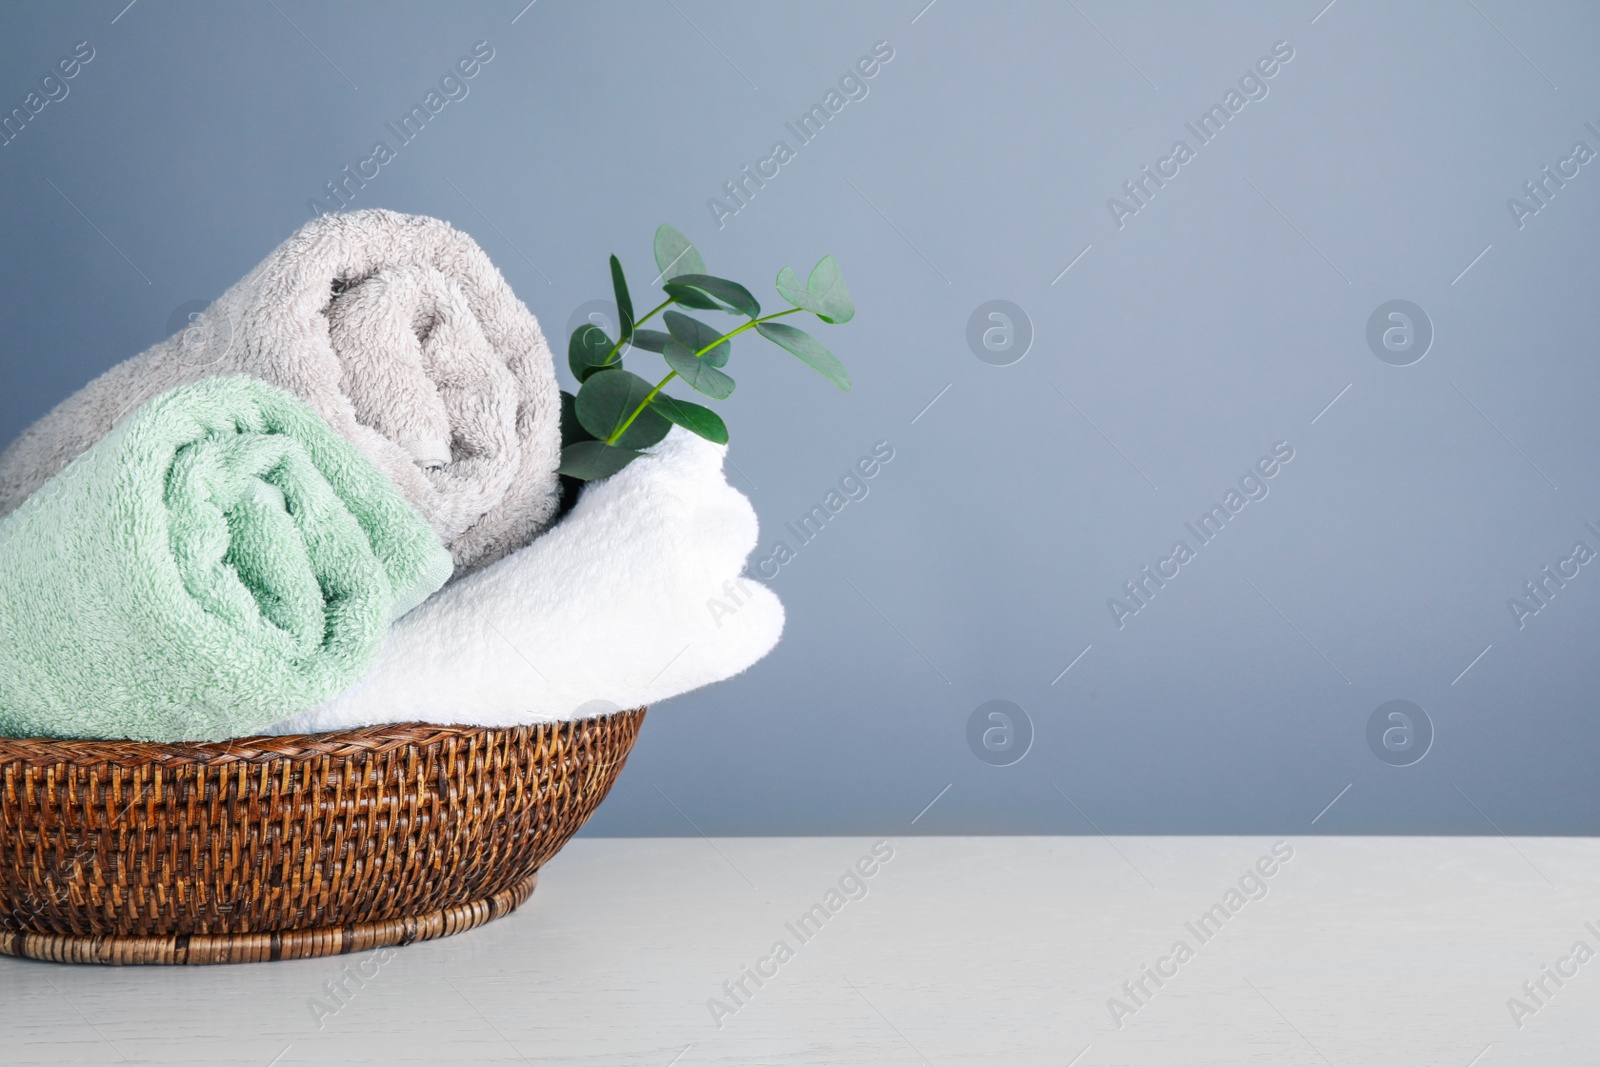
690;306;801;357
603;306;805;445
597;297;672;368
605;371;678;445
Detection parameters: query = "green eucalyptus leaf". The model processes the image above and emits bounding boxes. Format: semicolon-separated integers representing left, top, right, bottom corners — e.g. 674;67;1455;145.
653;224;707;282
559;440;641;481
663;285;721;311
663;273;760;318
560;389;594;446
804;255;854;323
606;405;668;450
775;266;810;310
609;254;634;341
663;340;736;399
568;323;618;382
756;321;851;390
575;367;667;445
630;329;671;353
663;310;731;367
618;408;672;450
775;257;854;323
652;394;729;444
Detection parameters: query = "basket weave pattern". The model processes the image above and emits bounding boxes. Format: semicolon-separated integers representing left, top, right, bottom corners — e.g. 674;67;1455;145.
0;708;645;965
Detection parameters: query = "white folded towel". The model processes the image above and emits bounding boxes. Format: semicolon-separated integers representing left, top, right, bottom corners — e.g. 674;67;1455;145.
0;209;561;573
267;430;784;731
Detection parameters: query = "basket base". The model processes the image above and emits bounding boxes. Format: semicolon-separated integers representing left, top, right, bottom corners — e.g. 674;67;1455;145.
0;870;538;966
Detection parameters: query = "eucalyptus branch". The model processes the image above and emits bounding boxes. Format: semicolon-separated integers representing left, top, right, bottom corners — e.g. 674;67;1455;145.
559;225;855;482
601;307;807;445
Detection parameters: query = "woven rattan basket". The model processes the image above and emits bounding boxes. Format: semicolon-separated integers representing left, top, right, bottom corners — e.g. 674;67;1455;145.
0;707;645;965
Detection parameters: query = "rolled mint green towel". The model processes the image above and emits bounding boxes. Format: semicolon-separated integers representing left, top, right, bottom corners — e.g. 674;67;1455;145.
0;376;453;742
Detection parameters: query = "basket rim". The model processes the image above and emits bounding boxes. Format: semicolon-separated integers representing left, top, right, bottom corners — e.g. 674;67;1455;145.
0;707;647;767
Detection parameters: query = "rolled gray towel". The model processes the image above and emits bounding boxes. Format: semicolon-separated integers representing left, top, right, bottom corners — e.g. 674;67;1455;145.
0;209;561;573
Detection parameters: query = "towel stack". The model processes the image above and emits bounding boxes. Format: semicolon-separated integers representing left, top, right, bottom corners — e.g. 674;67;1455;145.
0;211;782;742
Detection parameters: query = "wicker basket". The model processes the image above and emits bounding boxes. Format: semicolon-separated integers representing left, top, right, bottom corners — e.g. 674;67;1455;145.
0;707;646;965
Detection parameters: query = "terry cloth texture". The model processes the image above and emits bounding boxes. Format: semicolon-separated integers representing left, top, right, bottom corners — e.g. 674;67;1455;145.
0;377;453;742
0;209;561;573
270;430;784;732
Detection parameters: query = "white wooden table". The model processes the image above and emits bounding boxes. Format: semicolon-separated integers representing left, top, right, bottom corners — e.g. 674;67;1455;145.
2;836;1596;1065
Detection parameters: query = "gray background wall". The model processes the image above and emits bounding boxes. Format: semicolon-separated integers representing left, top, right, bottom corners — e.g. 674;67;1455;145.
2;0;1597;835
